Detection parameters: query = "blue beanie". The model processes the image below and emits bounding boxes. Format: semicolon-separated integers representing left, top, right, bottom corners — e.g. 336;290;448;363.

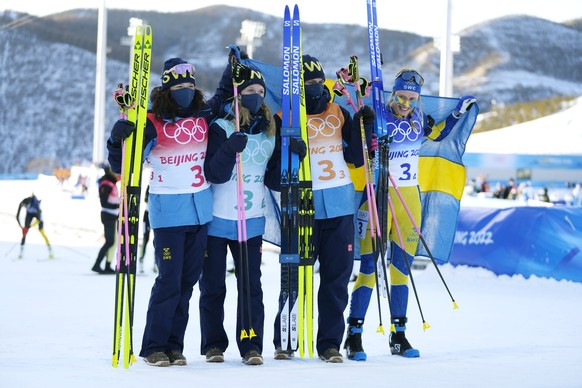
302;55;326;81
392;70;422;94
161;58;196;91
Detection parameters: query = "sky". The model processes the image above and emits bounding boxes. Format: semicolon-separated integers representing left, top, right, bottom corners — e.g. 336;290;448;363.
2;0;581;38
1;177;581;387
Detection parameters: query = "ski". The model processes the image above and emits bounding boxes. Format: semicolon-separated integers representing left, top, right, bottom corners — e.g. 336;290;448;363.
296;12;314;357
112;24;152;369
279;4;299;354
366;0;394;331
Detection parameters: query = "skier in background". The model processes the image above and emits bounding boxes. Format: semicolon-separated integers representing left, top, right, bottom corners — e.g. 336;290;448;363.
91;163;119;274
16;194;53;259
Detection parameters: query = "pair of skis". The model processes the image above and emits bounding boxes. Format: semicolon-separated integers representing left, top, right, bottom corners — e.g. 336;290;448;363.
365;0;456;332
279;4;314;358
112;24;152;368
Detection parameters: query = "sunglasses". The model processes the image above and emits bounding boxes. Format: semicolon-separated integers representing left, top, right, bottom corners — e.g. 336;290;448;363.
167;63;195;75
396;70;424;86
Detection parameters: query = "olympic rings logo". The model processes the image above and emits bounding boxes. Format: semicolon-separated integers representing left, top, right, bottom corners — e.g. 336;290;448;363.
307;114;341;139
241;137;274;165
163;118;207;144
386;118;422;143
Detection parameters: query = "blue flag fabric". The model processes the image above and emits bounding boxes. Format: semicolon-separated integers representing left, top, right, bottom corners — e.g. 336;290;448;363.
243;59;479;262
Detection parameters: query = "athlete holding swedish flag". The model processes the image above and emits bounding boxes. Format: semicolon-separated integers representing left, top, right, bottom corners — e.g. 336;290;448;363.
345;69;476;360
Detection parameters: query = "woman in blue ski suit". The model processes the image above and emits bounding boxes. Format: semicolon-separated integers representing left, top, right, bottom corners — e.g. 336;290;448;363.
272;54;375;363
107;55;238;367
199;67;306;365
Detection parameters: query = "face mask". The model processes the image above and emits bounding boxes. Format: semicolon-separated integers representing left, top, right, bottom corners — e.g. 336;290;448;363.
170;88;195;109
304;83;324;100
240;93;264;115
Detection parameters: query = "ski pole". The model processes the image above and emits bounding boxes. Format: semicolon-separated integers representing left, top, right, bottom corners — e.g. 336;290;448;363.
336;58;394;330
228;47;255;340
388;174;458;309
386;193;430;331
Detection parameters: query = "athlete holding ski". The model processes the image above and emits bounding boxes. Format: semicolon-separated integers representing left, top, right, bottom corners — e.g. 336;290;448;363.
199;66;298;366
107;55;240;367
273;54;375;363
345;69;476;359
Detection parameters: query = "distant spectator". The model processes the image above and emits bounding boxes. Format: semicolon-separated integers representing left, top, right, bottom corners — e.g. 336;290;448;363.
502;178;518;200
477;175;490;193
539;187;550;203
91;163;119;274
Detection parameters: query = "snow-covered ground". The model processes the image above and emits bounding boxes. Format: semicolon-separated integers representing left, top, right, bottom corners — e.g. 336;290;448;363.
1;177;581;387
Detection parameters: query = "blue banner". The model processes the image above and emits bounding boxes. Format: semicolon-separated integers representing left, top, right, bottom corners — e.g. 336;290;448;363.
451;206;582;282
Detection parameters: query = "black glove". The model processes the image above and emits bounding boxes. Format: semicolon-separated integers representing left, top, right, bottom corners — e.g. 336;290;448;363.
353;105;375;125
290;137;307;161
110;119;135;143
423;114;435;136
226;131;248;154
232;62;253;87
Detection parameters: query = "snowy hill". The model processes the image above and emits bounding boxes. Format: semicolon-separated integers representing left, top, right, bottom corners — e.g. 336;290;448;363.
466;97;582;155
0;177;581;387
0;8;581;175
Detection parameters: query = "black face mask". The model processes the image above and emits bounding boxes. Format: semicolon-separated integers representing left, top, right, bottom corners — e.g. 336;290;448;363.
305;84;328;114
304;83;324;100
241;94;264;115
170;88;195;109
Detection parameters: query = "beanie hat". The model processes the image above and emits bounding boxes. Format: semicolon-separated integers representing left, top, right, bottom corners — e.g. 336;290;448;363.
238;67;266;92
302;55;326;81
161;57;196;91
392;69;423;94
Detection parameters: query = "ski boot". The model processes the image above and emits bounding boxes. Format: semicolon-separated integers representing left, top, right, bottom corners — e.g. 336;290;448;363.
344;318;366;361
389;317;420;358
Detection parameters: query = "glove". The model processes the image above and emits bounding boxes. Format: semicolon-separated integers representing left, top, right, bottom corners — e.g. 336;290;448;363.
353;105;375;125
290;137;307;161
226;131;248;154
232;62;253;87
113;83;133;110
228;45;249;62
110;119;135;143
453;95;476;118
423;114;435;136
